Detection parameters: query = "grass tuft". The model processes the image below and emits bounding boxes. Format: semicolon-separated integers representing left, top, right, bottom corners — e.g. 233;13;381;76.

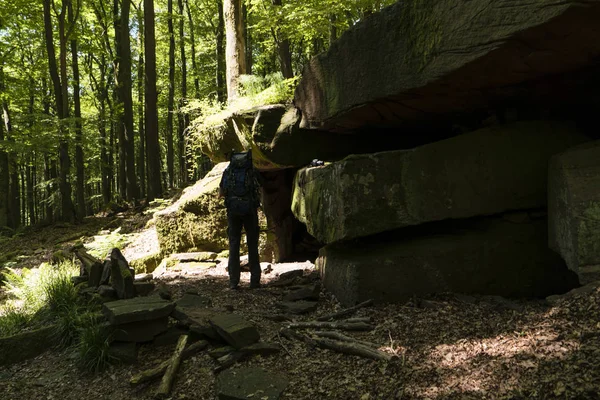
75;313;114;373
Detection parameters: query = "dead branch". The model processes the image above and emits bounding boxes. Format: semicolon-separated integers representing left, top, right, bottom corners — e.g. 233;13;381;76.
279;328;317;347
316;299;374;321
286;321;373;331
310;337;395;362
130;340;208;386
312;331;379;349
155;335;189;398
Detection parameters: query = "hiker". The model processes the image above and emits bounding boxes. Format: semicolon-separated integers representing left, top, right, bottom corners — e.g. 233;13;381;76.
219;150;262;289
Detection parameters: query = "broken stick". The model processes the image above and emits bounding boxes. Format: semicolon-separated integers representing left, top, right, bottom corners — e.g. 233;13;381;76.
312;331;379;349
311;337;395;362
130;340;208;386
287;320;373;331
316;299;374;321
155;334;189;398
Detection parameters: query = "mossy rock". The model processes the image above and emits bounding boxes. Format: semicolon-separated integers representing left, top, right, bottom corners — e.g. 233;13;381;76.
0;326;55;366
129;252;162;274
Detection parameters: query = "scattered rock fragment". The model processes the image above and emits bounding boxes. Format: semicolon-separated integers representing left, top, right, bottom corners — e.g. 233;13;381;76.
209;313;260;349
276;301;318;315
283;283;320;302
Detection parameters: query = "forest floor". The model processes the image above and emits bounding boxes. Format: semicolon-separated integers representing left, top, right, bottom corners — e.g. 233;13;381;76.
1;204;600;400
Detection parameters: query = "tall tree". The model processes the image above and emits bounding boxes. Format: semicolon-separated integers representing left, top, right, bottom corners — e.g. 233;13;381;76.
185;0;199;99
223;0;246;100
1;70;21;229
271;0;292;78
177;0;189;185
144;0;162;201
69;1;86;220
43;0;75;222
136;3;146;198
115;0;138;201
166;0;175;188
216;0;226;102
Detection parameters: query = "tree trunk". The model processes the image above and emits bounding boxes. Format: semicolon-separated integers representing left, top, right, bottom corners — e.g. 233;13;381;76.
1;73;21;230
115;0;138;201
178;0;189;185
43;0;74;223
166;0;175;188
271;0;292;79
223;0;246;101
216;0;226;103
243;3;252;74
70;2;86;220
144;0;163;201
185;0;199;99
137;4;146;199
0;105;7;228
329;14;337;45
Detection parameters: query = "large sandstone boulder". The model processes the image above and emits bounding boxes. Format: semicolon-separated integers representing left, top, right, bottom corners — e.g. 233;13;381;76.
294;0;600;132
292;121;588;244
154;163;229;254
317;216;577;306
549;141;600;284
197;105;398;170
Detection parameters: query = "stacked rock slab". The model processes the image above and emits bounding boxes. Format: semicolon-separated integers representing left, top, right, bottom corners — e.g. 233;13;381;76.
317;216;578;306
294;0;600;131
549;141;600;284
293;121;589;244
102;296;174;342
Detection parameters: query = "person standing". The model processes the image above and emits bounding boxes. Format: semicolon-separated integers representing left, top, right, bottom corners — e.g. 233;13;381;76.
219;150;262;289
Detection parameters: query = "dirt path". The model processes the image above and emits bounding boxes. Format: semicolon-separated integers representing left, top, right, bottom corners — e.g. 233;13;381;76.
1;213;600;399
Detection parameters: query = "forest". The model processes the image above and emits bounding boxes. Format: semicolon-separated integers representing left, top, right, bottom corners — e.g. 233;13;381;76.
0;0;394;229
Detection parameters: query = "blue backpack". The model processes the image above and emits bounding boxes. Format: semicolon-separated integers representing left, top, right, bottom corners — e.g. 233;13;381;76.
222;151;260;216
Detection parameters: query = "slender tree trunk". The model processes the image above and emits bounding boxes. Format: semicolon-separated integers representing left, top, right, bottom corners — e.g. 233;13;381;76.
224;0;246;100
0;68;8;228
271;0;292;79
27;80;36;226
69;3;86;220
185;0;199;99
178;0;189;185
216;0;226;103
329;14;337;45
115;0;138;201
243;3;252;74
166;0;175;188
145;0;163;201
1;88;21;229
137;5;146;198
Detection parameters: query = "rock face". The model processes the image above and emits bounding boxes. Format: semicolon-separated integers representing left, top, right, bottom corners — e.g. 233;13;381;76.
317;217;578;306
155;163;229;254
294;0;600;132
293;121;589;244
549;141;600;284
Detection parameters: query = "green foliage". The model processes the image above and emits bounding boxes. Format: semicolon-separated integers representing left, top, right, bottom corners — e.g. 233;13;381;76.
84;227;129;259
52;304;82;348
0;304;31;337
74;313;114;373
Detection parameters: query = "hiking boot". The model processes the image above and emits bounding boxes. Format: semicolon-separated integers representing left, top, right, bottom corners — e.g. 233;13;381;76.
249;282;261;289
229;282;239;290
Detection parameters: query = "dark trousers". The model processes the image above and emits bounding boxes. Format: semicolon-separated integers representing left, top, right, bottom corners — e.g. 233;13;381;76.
227;210;261;286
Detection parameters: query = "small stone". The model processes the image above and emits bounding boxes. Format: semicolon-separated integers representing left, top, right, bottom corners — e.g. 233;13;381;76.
240;342;280;357
283;283;321;302
217;367;288;400
98;285;118;301
209;313;260;349
278;269;304;281
276;301;318;315
176;293;212;308
134;273;153;282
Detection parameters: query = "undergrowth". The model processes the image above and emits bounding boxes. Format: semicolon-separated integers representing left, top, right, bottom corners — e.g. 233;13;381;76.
188;73;299;155
0;260;114;372
84;227;129;259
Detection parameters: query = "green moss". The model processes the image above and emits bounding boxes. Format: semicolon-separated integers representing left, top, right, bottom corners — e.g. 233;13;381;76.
129;252;162;274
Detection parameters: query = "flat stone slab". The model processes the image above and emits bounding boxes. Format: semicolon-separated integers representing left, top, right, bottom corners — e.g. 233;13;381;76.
102;296;175;325
176;293;212;308
217;367;288;400
283;283;321;302
293;121;589;244
549;141;600;284
276;301;318;315
317;217;579;306
112;316;169;342
209;313;260;349
170;252;218;262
